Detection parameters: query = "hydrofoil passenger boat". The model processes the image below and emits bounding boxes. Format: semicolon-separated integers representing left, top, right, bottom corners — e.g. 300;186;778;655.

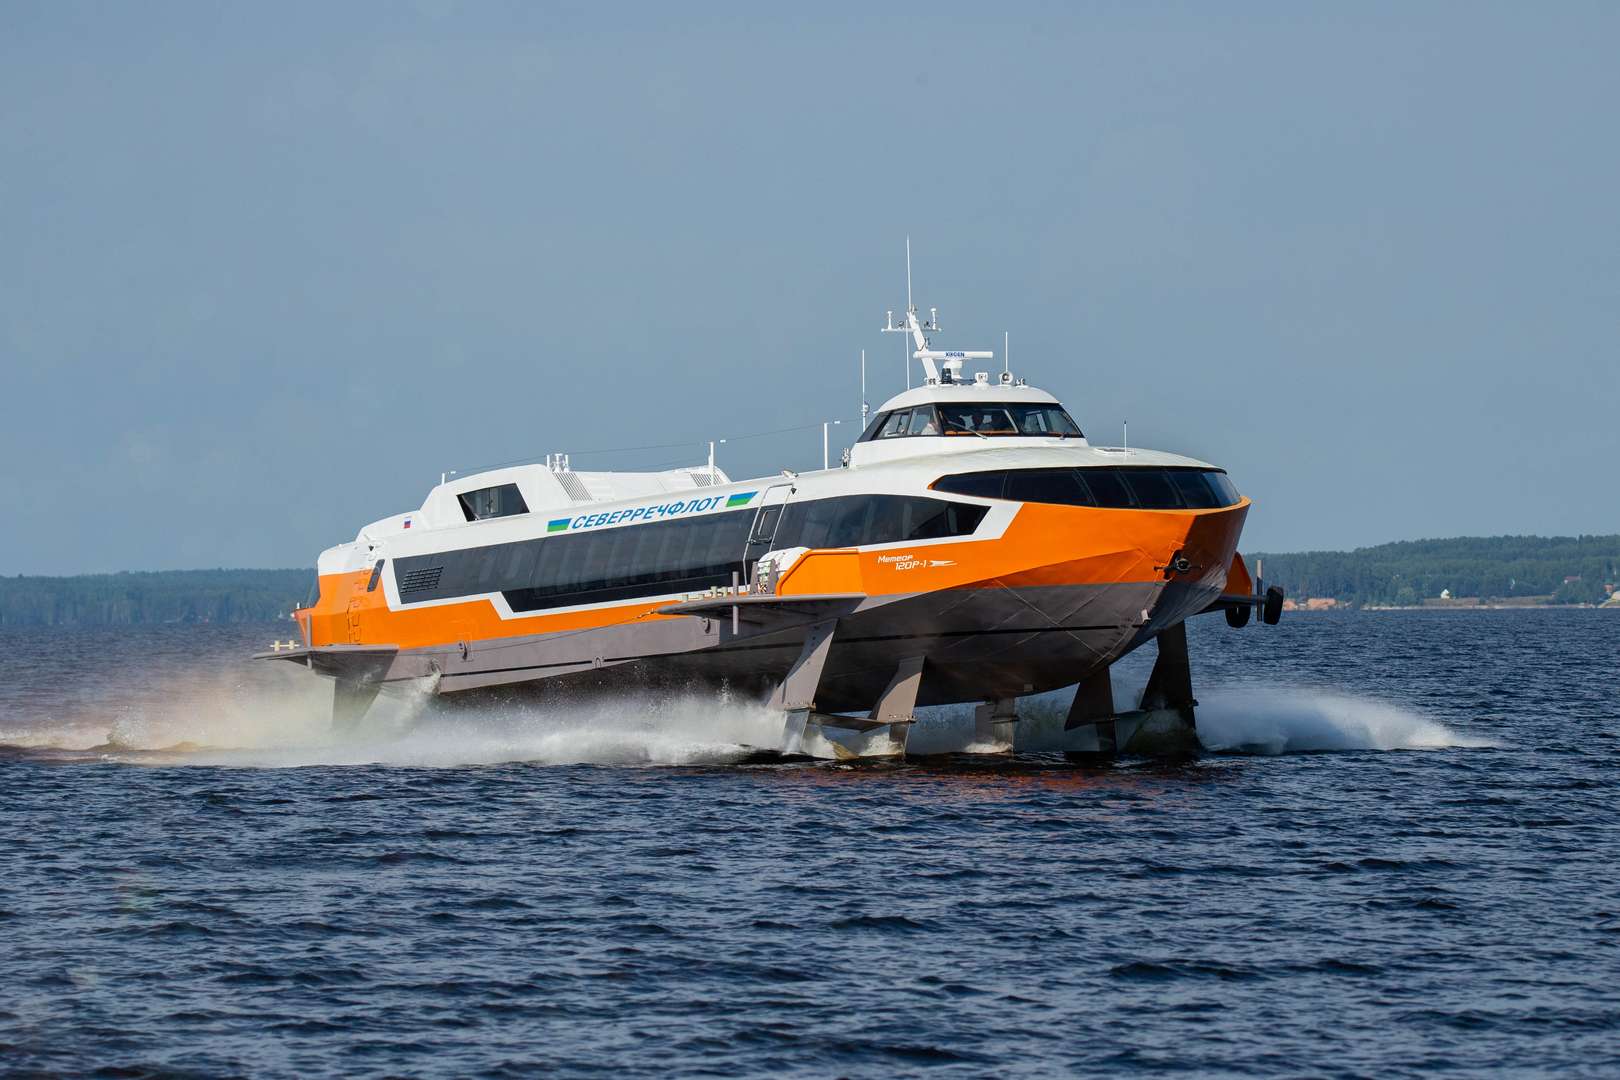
262;269;1282;758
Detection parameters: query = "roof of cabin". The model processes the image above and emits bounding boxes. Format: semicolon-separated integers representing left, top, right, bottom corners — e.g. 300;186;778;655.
874;380;1061;413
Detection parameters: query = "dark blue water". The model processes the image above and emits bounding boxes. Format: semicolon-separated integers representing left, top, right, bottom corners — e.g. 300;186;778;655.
2;612;1617;1077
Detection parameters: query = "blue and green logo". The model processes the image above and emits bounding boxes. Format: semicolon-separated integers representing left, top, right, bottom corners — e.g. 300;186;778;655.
544;490;760;536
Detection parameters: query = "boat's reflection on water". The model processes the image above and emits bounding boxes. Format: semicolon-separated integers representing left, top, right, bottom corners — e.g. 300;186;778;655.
724;750;1238;803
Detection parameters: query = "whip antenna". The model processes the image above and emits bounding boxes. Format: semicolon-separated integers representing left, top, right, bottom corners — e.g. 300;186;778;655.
882;238;992;386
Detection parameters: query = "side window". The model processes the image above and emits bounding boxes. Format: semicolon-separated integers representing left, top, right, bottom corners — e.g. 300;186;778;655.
552;532;588;592
767;495;986;550
580;531;613;589
598;528;632;588
1005;469;1093;506
938;502;987;538
752;505;782;542
529;535;559;593
1083;469;1135;508
858;412;890;442
932;471;1008;499
495;542;537;592
1170;470;1221;509
902;498;987;540
458;483;529;521
367;559;385;592
1123;470;1183;509
777;497;836;550
864;495;908;543
1207;472;1241;506
878;409;911;438
828;497;875;547
472;544;509;593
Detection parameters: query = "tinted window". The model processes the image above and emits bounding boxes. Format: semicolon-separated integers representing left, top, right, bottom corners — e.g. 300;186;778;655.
1124;470;1182;509
1208;472;1241;504
1005;468;1093;506
1170;470;1221;509
932;467;1241;510
932;471;1008;499
775;494;987;550
1079;469;1135;507
458;483;529;521
904;500;966;540
826;497;875;548
752;505;782;542
500;510;758;612
859;412;890;442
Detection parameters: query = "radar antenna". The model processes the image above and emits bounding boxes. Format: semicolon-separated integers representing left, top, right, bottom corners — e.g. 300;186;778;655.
881;238;994;385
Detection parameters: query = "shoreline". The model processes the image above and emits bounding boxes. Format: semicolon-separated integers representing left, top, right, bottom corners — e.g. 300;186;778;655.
1322;604;1615;612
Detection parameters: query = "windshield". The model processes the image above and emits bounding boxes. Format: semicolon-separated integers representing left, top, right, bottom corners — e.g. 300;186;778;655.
936;403;1083;438
1007;404;1083;436
863;403;1083;440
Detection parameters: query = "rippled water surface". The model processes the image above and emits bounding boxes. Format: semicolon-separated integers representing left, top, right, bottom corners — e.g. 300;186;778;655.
2;612;1617;1077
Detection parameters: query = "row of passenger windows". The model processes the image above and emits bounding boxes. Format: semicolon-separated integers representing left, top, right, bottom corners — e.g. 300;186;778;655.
458;483;528;521
932;467;1241;510
395;510;756;611
860;402;1084;440
392;493;988;613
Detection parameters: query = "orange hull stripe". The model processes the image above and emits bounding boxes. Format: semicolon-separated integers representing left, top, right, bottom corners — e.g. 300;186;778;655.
304;500;1249;651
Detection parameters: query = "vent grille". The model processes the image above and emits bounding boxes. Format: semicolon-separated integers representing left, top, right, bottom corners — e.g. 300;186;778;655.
399;566;444;594
557;472;592;502
688;471;714;487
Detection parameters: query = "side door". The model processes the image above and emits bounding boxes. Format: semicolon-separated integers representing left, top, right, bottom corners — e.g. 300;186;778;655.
741;484;794;584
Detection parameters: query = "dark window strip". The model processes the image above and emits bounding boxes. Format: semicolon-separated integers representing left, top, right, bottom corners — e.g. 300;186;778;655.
390;494;986;610
932;467;1242;510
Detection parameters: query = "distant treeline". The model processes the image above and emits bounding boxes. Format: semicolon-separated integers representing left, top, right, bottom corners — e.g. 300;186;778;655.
1251;535;1620;606
4;535;1618;625
0;569;312;627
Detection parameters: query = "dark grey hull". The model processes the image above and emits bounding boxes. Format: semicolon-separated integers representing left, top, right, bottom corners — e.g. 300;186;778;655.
381;578;1222;714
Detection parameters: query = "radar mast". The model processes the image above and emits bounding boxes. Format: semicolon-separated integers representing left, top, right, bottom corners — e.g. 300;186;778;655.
881;237;996;385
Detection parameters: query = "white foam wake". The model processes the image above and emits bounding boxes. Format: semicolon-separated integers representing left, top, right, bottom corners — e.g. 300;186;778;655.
907;681;1494;756
0;665;787;769
183;688;788;769
2;660;1493;766
1191;685;1498;754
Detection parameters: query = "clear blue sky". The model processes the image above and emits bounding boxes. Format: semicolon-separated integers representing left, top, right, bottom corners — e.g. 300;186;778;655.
3;2;1616;574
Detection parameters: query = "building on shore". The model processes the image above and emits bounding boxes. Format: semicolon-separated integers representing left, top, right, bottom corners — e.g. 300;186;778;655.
1282;597;1341;612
